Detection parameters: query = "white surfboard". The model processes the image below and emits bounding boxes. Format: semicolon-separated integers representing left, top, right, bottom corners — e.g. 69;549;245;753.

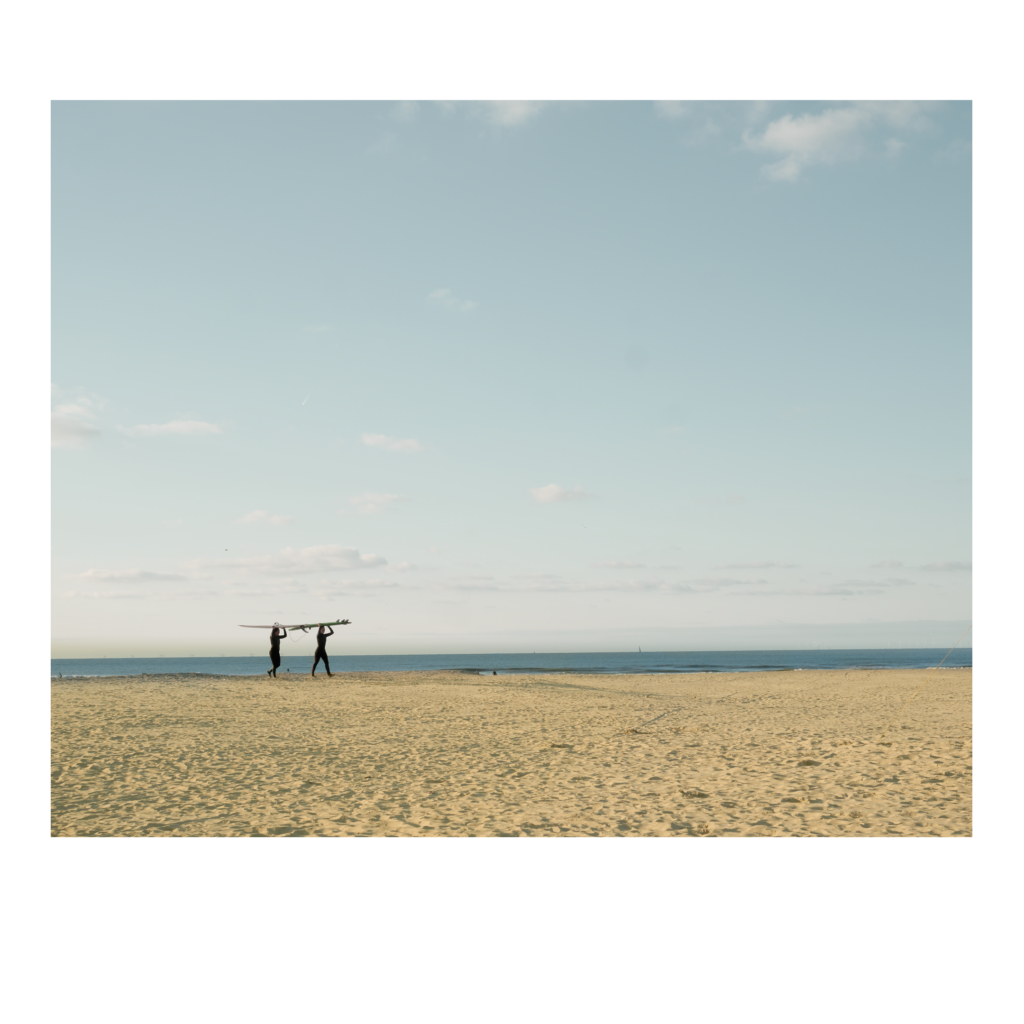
239;619;351;632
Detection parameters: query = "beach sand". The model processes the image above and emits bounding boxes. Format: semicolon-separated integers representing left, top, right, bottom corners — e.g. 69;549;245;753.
51;668;971;837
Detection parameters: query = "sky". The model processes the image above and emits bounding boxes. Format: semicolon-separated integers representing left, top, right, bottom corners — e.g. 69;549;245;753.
51;100;972;657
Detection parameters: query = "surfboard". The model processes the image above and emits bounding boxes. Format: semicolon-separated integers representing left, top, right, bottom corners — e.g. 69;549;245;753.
239;619;351;631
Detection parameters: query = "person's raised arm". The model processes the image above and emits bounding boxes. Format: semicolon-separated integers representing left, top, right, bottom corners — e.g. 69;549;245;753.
325;625;335;637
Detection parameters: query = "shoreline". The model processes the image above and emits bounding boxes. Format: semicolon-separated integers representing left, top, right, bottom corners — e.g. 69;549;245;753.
49;664;972;681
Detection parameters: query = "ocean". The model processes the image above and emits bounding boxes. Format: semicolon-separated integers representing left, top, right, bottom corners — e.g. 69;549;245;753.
51;647;972;678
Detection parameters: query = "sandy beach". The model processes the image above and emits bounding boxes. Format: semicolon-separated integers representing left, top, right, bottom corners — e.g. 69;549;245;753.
51;668;971;837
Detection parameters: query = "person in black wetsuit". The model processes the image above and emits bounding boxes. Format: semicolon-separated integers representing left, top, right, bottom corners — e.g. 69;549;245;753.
311;623;334;676
268;626;287;677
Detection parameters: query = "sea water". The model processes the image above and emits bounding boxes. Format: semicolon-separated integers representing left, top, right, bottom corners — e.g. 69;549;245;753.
51;648;972;678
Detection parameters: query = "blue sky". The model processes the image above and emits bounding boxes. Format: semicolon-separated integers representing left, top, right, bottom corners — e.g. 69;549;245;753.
51;101;971;656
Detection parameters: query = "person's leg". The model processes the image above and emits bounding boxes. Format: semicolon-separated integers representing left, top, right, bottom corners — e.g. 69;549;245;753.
272;652;280;677
323;653;331;677
311;651;321;676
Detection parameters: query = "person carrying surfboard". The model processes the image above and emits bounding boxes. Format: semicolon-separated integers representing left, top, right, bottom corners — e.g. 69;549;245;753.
268;625;287;677
311;623;334;677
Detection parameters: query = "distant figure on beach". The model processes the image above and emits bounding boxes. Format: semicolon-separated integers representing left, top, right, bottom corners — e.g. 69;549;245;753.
311;623;334;677
268;626;287;677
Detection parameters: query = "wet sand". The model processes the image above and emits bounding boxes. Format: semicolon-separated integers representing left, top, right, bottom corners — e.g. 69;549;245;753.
51;668;972;837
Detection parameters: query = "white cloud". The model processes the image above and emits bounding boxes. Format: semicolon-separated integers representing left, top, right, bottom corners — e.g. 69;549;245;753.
744;102;936;181
732;577;916;597
733;586;878;597
553;579;694;594
52;395;103;449
52;413;100;449
121;420;223;437
437;575;697;594
190;545;386;575
746;107;871;180
838;578;915;588
654;101;690;120
920;561;972;571
592;560;644;568
429;288;477;312
715;561;797;569
62;589;216;601
315;579;399;592
529;484;591;503
224;580;312;597
350;493;406;515
360;433;423;453
78;569;188;582
693;578;769;587
385;562;417;573
226;578;401;600
871;561;904;568
238;510;293;526
481;101;547;126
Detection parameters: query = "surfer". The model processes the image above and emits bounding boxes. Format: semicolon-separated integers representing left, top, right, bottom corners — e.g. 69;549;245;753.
311;623;334;676
268;626;287;677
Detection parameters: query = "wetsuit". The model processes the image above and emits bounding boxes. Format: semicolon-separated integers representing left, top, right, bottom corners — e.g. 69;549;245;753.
269;633;282;675
312;627;333;676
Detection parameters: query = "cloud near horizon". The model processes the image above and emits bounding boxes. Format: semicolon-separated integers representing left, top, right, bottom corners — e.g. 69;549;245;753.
716;561;797;569
530;484;591;503
437;574;700;594
525;578;695;594
360;433;423;453
191;545;386;575
693;578;770;587
120;420;222;437
920;561;972;571
733;577;915;598
62;588;215;601
78;569;188;582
